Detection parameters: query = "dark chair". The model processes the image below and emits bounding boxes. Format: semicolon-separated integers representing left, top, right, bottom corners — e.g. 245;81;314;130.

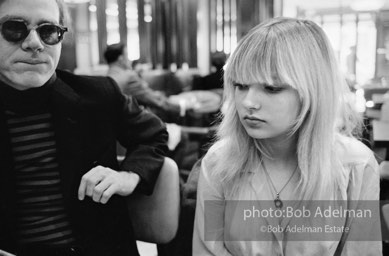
157;157;202;256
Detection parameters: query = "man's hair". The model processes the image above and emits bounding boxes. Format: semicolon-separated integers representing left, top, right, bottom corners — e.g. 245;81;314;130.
211;51;226;69
131;59;140;70
104;43;125;64
0;0;69;25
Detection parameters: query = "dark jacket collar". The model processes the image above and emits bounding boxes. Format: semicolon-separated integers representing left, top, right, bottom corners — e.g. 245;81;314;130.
0;74;56;114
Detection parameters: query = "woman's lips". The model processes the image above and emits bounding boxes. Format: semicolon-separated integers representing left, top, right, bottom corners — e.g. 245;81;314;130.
244;115;264;121
243;115;265;126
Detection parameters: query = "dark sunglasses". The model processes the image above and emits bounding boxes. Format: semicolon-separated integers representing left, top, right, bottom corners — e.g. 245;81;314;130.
0;20;68;45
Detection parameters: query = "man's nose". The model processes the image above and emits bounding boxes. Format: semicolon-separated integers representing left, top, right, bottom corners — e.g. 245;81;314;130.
21;30;44;52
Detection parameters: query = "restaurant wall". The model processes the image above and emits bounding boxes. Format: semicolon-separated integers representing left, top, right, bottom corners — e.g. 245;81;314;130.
63;0;275;74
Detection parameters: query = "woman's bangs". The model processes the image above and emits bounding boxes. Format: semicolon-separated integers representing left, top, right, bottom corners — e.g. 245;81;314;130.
228;35;296;89
269;38;300;90
233;51;271;85
272;60;298;90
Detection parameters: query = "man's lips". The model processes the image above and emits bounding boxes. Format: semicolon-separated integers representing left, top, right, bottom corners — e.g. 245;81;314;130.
16;60;46;65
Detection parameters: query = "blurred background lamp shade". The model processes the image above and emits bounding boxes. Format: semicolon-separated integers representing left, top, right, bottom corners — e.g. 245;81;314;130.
64;0;90;4
350;0;385;11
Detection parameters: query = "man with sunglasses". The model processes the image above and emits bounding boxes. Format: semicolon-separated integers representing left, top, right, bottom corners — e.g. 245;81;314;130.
0;0;168;256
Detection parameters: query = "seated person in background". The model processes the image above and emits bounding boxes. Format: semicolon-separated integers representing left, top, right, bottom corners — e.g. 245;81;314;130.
193;51;226;93
131;59;146;79
104;43;183;123
105;44;200;182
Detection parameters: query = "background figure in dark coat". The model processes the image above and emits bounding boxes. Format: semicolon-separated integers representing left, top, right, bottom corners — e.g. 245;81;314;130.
0;1;168;255
193;51;227;91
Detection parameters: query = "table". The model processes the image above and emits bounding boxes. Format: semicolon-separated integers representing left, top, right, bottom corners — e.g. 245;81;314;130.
365;108;381;119
168;90;222;156
373;120;389;143
169;90;222;127
168;90;221;115
373;120;389;160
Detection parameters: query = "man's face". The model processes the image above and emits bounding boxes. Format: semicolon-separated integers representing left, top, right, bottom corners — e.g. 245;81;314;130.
0;0;62;90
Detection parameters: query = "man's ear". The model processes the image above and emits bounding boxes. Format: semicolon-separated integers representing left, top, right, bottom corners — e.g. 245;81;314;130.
118;54;125;63
118;54;128;68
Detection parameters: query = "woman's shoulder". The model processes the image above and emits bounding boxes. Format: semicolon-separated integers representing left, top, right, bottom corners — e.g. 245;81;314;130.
201;140;230;179
197;140;229;196
203;140;227;164
336;135;375;166
336;136;380;201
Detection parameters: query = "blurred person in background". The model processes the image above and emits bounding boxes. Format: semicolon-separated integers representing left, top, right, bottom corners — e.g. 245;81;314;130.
0;0;168;255
105;43;197;174
131;59;145;78
105;43;184;123
193;51;226;93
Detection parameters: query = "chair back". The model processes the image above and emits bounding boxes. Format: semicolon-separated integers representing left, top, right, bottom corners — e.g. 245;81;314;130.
127;157;180;244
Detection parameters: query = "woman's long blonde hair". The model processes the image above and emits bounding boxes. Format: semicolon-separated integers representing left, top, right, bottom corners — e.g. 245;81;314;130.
211;17;361;200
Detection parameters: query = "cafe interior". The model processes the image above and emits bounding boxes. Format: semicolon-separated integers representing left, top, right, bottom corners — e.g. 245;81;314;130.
60;0;389;255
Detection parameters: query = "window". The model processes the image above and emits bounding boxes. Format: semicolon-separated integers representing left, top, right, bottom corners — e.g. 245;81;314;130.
211;0;237;54
89;0;99;66
301;12;376;86
126;0;140;60
106;0;120;45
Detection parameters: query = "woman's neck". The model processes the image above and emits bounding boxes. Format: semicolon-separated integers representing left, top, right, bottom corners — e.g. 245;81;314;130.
260;134;298;173
263;133;297;157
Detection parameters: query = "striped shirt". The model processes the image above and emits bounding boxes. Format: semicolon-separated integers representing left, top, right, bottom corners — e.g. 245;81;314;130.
6;110;76;246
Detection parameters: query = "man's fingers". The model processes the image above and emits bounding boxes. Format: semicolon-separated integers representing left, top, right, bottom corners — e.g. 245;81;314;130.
85;176;100;198
0;249;16;256
78;166;106;200
78;176;87;200
92;178;111;202
100;184;118;204
78;168;138;204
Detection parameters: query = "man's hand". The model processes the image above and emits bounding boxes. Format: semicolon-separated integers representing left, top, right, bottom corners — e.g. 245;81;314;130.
126;70;141;82
78;166;140;204
0;249;15;256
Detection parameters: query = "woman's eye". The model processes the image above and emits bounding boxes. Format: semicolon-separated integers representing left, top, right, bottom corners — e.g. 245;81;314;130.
233;83;248;90
265;86;283;93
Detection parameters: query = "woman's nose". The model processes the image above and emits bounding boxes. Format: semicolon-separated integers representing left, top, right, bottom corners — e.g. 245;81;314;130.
242;88;261;110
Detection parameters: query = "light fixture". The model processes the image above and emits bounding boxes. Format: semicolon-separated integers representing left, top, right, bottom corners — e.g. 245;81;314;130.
350;0;385;11
88;4;97;12
366;100;375;108
106;3;119;16
144;0;152;23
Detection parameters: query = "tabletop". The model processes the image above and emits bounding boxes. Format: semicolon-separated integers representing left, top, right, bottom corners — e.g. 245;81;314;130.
169;90;222;114
365;108;381;119
372;120;389;155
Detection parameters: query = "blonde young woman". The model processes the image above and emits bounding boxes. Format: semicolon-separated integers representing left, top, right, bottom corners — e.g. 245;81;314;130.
193;18;382;255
